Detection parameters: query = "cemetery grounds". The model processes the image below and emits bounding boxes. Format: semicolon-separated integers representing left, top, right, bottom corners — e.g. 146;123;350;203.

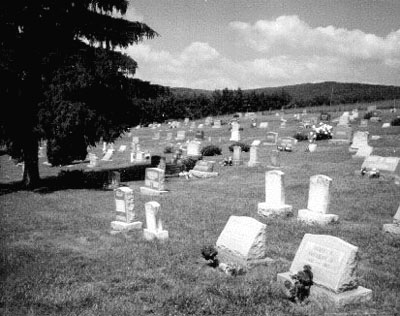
0;100;400;316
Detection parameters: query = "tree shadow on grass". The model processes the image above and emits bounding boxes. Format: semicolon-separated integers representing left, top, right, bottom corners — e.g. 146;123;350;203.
0;163;151;195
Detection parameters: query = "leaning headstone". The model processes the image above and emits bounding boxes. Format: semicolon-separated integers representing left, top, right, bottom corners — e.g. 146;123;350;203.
361;155;400;177
259;122;269;129
328;126;352;145
110;187;142;233
382;204;400;239
277;234;372;308
101;148;114;161
297;175;339;225
263;132;278;146
216;216;269;269
140;168;168;195
258;170;293;217
267;150;280;169
176;130;186;141
143;201;169;241
232;145;242;166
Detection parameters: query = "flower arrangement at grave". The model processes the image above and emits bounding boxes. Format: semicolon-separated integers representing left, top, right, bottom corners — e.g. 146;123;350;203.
310;123;333;140
284;265;314;304
201;245;244;276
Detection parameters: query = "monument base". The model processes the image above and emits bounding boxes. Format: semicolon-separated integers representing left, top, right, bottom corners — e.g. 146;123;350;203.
140;187;168;196
248;161;261;167
217;246;273;270
230;138;240;142
348;146;358;154
232;160;243;166
110;221;142;233
328;139;351;145
143;228;169;241
382;224;400;238
297;209;339;225
188;170;218;178
257;202;293;218
277;272;372;308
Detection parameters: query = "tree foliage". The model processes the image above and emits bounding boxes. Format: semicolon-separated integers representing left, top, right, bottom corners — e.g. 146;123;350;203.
0;0;158;186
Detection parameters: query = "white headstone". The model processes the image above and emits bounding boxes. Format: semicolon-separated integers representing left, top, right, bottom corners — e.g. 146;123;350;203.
140;168;168;195
143;201;169;241
216;216;268;268
111;187;142;233
176;130;186;141
259;122;269;129
101;149;114;161
298;175;339;225
247;145;260;167
187;141;201;157
232;145;242;166
258;170;293;217
118;145;127;152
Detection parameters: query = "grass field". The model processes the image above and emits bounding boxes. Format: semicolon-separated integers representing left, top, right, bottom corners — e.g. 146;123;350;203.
1;101;400;316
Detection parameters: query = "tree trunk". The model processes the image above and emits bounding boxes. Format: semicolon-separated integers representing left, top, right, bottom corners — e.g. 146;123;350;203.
22;135;40;188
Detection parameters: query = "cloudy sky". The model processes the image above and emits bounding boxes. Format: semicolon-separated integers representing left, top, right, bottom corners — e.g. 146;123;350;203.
122;0;400;90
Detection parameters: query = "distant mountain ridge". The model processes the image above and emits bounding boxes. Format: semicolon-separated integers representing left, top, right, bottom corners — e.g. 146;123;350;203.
171;81;400;103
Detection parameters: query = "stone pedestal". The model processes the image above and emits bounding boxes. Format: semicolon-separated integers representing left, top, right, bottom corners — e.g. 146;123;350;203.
297;208;339;225
277;272;372;308
110;221;142;234
143;229;169;241
258;203;292;218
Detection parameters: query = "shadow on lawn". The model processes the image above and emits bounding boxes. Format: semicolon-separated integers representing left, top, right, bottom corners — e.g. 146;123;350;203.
0;163;151;195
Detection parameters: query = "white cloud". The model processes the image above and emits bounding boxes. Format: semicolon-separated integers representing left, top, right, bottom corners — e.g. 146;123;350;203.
124;16;400;89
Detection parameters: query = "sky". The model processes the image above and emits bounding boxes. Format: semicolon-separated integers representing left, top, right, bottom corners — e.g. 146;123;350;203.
121;0;400;90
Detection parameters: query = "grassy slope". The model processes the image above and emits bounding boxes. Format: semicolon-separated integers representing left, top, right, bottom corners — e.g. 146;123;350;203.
1;102;400;316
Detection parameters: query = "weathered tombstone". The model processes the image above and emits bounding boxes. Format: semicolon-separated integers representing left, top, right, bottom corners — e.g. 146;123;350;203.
367;105;377;112
263;132;278;146
259;122;269;128
38;146;45;158
359;119;368;128
140;168;168;195
267;149;280;169
101;148;114;161
248;144;260;167
277;234;372;308
143;201;169;241
370;110;382;122
328;126;352;145
337;112;350;126
195;130;204;140
258;170;293;217
102;141;107;153
166;132;172;141
280;121;286;129
216;216;269;269
382;122;391;128
297;175;339;225
187;141;201;159
184;117;190;125
205;116;213;126
190;122;196;129
106;171;121;190
382;204;400;239
176;130;186;141
157;156;167;171
198;123;204;129
110;187;142;233
118;145;127;152
87;153;98;168
361;155;400;177
152;132;160;140
212;120;221;128
232;145;242;166
132;136;139;145
230;122;240;141
189;160;218;178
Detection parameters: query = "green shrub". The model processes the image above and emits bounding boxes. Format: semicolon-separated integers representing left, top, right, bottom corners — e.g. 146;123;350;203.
363;111;373;120
228;142;250;152
293;132;308;141
163;145;174;154
181;157;197;171
201;145;222;156
391;117;400;126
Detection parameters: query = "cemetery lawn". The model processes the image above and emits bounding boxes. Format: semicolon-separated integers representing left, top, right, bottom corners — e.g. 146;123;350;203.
1;102;400;316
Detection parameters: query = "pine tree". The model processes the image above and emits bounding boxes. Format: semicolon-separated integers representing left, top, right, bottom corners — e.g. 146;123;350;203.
0;1;157;187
